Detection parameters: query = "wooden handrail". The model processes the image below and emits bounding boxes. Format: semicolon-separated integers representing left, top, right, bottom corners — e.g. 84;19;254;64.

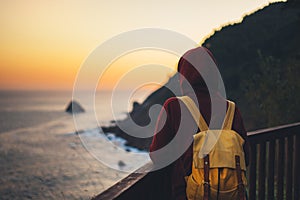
92;122;300;200
92;162;153;200
247;122;300;200
247;121;300;138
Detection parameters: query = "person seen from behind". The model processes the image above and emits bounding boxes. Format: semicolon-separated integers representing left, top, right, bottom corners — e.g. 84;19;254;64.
150;46;250;200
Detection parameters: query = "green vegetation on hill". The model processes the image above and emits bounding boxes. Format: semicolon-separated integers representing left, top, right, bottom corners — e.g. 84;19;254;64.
203;2;300;130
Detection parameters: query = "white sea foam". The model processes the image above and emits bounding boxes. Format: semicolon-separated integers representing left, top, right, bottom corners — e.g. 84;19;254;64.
76;128;150;172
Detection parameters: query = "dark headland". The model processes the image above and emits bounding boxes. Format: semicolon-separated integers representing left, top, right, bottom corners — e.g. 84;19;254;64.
102;1;300;150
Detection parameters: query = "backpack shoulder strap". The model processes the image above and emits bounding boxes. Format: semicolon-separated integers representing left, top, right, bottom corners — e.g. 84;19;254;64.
222;100;235;130
177;96;209;131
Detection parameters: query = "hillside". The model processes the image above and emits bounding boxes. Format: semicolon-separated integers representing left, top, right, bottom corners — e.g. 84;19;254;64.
202;1;300;129
102;1;300;150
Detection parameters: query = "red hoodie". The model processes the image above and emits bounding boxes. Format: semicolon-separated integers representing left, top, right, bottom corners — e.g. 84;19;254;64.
150;46;249;200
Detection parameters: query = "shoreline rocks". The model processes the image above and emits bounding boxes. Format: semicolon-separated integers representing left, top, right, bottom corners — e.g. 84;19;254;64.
101;74;181;151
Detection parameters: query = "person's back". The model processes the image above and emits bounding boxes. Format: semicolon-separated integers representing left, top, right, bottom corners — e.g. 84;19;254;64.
150;46;249;200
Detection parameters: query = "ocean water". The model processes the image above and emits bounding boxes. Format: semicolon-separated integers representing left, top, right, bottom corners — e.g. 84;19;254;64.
0;90;145;133
0;90;151;200
0;90;71;133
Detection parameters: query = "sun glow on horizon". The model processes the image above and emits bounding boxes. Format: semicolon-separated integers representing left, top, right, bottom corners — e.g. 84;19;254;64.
96;49;178;91
0;0;283;91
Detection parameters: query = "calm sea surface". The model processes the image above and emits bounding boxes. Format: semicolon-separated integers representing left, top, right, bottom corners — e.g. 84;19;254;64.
0;90;150;199
0;90;150;133
0;90;71;133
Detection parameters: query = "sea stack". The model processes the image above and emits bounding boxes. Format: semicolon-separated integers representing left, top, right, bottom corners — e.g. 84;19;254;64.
65;100;85;114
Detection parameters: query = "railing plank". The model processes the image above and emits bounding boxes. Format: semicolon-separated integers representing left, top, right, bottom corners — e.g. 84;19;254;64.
258;142;266;200
267;140;275;200
294;134;300;200
248;122;300;138
277;138;284;199
286;136;293;200
249;143;257;200
91;162;153;200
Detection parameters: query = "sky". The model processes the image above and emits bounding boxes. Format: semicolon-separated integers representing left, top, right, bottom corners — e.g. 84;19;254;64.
0;0;283;91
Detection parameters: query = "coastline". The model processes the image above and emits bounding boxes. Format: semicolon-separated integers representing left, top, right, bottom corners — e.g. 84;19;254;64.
101;74;181;151
0;116;130;200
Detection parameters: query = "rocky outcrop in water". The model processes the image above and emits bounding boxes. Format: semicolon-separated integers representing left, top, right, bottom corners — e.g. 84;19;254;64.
65;100;85;114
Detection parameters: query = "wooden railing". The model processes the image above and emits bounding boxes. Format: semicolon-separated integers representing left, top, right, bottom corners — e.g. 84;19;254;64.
92;122;300;200
247;122;300;200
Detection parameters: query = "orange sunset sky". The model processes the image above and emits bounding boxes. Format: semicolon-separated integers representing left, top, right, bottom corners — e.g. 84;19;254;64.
0;0;282;91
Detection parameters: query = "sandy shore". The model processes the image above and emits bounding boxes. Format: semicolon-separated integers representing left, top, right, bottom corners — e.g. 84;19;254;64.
0;117;131;200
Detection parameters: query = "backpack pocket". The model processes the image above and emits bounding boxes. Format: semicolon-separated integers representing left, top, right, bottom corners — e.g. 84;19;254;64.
186;168;247;200
186;174;203;200
210;186;239;199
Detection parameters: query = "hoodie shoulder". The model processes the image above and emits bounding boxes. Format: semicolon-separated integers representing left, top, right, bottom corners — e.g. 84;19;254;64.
163;97;180;107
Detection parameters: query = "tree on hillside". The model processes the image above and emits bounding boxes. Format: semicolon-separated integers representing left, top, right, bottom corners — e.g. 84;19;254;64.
242;51;300;129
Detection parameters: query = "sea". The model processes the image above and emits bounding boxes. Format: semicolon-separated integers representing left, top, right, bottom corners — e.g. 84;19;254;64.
0;90;151;200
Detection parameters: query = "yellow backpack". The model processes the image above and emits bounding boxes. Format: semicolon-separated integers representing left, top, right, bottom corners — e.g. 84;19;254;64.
178;96;247;200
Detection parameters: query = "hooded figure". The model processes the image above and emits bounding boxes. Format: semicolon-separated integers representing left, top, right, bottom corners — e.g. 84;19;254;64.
150;47;249;200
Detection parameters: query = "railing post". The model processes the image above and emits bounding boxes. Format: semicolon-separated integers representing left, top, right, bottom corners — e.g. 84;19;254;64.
267;140;275;199
294;134;300;200
258;142;266;200
277;138;284;199
249;143;257;200
286;136;293;200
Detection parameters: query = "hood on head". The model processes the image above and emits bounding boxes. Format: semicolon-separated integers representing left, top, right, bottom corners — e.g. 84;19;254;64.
177;46;219;95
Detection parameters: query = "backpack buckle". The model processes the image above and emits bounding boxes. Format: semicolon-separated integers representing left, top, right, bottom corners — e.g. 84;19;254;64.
203;181;210;185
